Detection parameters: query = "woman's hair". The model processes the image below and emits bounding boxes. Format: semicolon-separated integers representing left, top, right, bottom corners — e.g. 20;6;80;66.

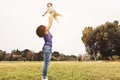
36;25;46;38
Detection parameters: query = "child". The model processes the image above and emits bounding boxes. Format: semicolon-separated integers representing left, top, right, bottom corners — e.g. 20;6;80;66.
42;2;62;23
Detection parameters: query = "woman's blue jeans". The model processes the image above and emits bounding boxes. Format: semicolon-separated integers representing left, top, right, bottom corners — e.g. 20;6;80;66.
42;45;52;77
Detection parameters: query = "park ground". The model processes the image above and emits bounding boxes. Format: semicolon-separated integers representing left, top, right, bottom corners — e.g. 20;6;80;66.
0;61;120;80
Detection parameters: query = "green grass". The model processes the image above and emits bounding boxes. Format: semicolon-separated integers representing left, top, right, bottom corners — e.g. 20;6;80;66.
0;61;120;80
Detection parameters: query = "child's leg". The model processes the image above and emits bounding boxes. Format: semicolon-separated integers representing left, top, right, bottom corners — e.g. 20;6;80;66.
53;12;62;23
53;14;59;22
55;12;63;17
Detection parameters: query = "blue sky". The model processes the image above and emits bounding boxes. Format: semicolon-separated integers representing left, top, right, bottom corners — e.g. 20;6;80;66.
0;0;120;55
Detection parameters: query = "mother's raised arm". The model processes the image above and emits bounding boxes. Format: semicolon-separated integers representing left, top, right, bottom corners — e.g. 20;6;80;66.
45;12;54;32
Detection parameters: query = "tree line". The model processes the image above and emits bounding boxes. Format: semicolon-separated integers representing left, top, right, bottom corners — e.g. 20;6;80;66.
0;49;77;61
82;20;120;60
1;20;120;61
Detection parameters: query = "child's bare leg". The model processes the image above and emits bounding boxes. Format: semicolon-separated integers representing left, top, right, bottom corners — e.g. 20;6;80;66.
53;15;59;22
55;12;63;17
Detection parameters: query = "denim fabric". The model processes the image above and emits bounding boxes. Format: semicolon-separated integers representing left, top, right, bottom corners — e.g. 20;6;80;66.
42;45;52;77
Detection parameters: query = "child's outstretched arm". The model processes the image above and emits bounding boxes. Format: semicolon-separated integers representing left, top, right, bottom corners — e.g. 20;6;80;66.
42;11;47;17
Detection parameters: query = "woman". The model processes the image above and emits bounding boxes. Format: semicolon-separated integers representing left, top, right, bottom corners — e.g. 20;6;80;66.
36;11;54;80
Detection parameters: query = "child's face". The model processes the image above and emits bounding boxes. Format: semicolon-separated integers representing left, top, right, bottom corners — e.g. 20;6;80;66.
47;3;52;8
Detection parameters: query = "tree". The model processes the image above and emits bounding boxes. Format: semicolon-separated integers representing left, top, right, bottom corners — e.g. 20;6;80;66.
21;49;30;58
26;51;34;61
58;54;66;61
52;51;60;57
4;53;11;61
78;54;82;61
10;49;22;61
0;50;6;61
38;51;44;61
82;20;120;60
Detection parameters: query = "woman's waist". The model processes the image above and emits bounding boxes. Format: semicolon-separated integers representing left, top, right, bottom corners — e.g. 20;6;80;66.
44;43;52;47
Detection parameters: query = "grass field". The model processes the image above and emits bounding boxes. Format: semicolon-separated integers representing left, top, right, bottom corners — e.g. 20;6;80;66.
0;61;120;80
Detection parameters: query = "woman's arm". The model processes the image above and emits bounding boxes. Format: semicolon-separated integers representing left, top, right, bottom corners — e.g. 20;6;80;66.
45;12;54;33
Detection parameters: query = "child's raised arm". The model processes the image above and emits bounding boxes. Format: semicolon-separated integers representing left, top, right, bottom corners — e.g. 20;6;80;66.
42;11;47;17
